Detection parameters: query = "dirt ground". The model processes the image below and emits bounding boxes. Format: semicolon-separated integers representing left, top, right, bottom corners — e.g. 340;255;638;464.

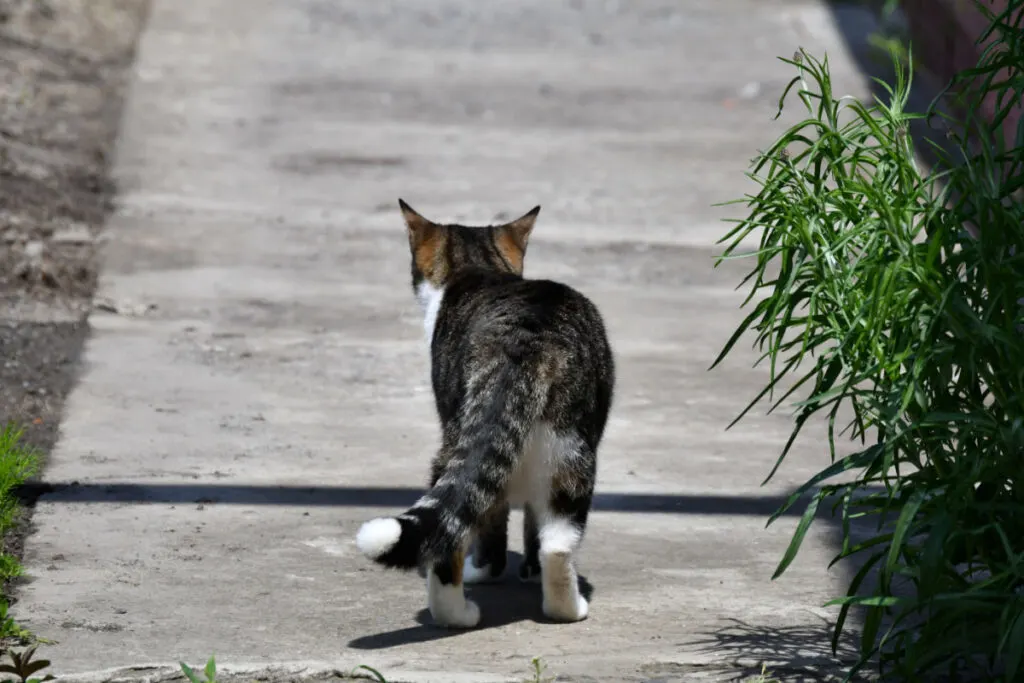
0;0;148;600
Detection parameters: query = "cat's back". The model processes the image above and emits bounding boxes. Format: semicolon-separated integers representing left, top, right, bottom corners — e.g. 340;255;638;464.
440;269;609;348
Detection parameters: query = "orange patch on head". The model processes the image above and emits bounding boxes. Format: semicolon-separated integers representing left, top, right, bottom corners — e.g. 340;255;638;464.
400;198;446;281
494;230;526;273
414;227;445;279
494;206;540;274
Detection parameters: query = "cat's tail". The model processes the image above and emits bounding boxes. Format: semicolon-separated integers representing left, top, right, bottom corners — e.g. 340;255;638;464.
356;361;549;570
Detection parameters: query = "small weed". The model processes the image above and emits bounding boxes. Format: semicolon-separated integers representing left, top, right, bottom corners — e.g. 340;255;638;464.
0;646;53;683
524;657;555;683
0;560;20;584
744;664;781;683
179;656;217;683
352;665;387;682
0;603;32;644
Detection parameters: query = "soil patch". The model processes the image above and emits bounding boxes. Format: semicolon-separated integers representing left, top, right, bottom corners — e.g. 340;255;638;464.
0;0;149;611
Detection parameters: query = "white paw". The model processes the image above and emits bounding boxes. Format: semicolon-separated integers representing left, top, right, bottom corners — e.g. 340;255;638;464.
432;597;481;628
463;560;502;584
543;592;588;622
427;571;481;628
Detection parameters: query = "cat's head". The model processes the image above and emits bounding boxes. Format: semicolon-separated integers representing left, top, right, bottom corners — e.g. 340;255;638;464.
398;199;540;295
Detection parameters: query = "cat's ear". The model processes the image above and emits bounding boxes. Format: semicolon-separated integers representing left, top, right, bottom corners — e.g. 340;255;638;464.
501;205;541;251
398;198;438;248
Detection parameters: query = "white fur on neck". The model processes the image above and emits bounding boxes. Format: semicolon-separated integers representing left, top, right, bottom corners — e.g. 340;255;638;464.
416;281;445;346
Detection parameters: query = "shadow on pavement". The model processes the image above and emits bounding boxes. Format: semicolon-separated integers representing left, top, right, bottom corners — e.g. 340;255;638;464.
17;481;812;516
685;617;862;683
686;495;883;681
25;478;876;670
348;550;596;650
23;482;886;676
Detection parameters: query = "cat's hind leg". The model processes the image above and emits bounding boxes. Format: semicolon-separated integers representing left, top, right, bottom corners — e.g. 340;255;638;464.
518;502;542;583
536;432;595;622
427;546;480;628
464;502;509;584
538;507;590;622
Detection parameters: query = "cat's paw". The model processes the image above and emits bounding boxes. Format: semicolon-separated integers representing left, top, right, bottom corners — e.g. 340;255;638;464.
518;559;541;584
543;592;589;622
428;572;482;628
464;560;503;584
431;597;481;628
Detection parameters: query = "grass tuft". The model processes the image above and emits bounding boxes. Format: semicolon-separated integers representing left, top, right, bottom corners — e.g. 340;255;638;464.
0;424;41;644
744;664;782;683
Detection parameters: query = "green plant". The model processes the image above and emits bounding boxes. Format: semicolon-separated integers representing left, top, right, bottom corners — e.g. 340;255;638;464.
524;657;555;683
0;646;52;683
0;602;31;644
0;424;42;644
179;656;217;683
0;425;40;583
745;664;782;683
352;664;388;682
712;1;1024;680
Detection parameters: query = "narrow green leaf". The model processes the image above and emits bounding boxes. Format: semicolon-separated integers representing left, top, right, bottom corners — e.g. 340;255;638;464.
179;663;200;683
830;549;888;654
772;490;823;580
768;445;881;525
884;489;926;582
760;409;810;487
708;305;763;371
826;595;902;608
861;605;883;658
354;665;389;682
1002;609;1024;681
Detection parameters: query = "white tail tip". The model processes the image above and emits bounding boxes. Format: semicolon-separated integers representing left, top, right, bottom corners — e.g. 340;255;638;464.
356;517;402;559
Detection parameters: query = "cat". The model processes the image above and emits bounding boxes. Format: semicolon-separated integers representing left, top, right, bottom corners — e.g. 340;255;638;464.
355;199;615;628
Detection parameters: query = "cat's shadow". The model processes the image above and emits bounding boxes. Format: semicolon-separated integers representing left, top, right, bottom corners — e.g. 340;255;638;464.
347;551;594;649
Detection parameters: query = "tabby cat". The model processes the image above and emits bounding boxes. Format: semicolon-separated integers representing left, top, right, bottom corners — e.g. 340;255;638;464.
355;200;615;628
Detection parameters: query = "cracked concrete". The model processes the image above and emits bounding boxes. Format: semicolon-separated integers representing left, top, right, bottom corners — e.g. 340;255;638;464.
16;1;882;681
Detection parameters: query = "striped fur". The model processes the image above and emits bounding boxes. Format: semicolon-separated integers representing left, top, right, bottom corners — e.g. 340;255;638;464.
365;360;550;569
356;200;615;627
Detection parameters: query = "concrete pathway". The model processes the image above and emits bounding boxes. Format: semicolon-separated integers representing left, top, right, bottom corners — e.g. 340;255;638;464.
18;2;880;681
